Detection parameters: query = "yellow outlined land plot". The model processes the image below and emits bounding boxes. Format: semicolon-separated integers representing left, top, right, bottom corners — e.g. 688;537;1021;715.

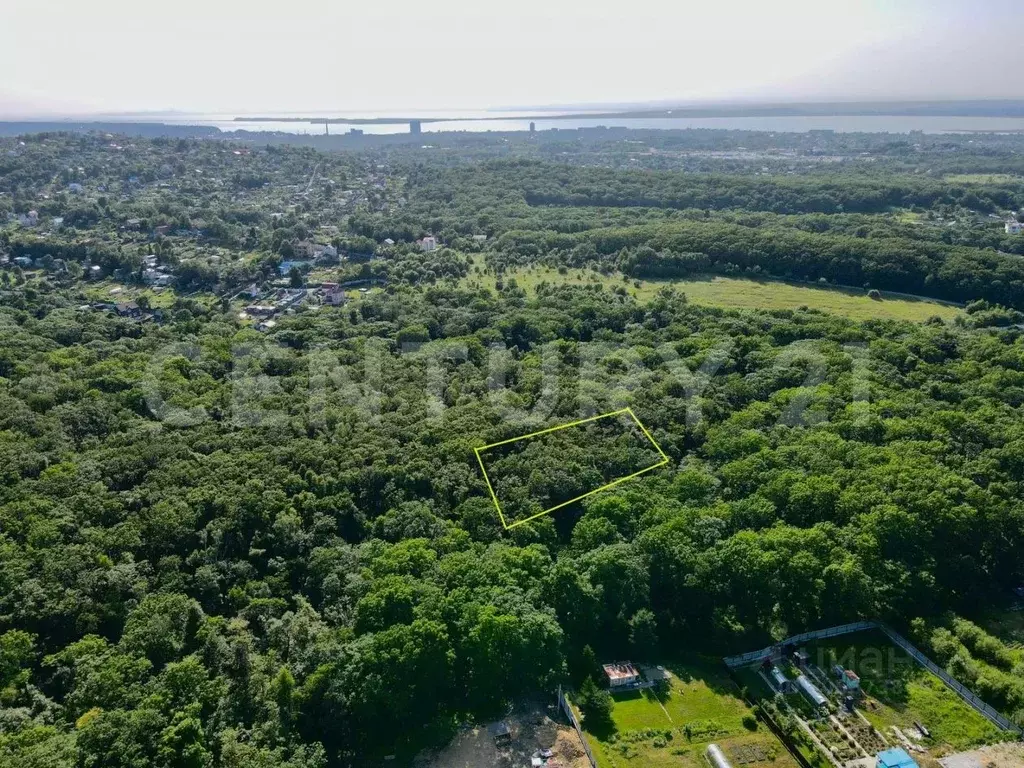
475;407;670;529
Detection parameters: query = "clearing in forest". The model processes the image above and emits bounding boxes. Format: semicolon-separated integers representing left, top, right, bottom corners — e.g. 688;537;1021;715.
573;659;799;768
462;267;962;323
475;408;668;529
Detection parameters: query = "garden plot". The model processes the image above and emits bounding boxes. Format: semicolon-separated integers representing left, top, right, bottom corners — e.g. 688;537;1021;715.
807;631;1005;759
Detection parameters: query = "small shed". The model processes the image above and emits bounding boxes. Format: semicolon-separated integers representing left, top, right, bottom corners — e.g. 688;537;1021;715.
876;747;919;768
770;666;793;693
842;670;860;691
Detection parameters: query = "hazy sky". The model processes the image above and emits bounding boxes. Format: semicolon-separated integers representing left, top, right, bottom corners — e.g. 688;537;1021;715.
2;0;1022;116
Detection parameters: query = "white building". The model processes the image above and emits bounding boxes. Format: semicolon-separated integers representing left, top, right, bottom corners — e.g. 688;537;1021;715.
418;235;437;252
603;662;641;688
17;211;38;227
1006;220;1024;235
142;268;173;287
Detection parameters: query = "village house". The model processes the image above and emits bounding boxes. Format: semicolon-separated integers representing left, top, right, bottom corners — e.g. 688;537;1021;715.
320;282;346;306
418;235;437;252
294;240;317;259
603;662;641;689
142;268;173;287
115;301;141;318
1007;220;1024;235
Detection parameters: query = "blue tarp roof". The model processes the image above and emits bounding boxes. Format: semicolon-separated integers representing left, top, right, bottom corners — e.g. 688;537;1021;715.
876;747;918;768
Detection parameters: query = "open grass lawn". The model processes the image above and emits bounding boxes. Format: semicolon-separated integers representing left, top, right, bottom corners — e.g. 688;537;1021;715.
809;630;1006;754
579;659;798;768
460;267;961;323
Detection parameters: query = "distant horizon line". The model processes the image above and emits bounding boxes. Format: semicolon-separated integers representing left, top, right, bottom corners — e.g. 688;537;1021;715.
6;97;1024;123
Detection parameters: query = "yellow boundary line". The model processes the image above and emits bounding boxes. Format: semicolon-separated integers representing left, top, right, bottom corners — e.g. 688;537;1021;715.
475;407;670;529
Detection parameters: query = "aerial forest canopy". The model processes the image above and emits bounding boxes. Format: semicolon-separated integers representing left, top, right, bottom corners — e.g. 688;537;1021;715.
0;129;1023;766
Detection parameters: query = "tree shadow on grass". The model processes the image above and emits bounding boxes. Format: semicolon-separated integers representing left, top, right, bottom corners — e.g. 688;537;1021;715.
612;689;643;703
583;710;618;742
662;660;747;701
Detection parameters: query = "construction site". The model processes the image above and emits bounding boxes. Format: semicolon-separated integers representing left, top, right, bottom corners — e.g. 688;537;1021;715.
415;704;591;768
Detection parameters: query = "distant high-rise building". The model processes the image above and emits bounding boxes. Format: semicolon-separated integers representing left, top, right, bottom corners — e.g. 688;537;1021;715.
529;121;536;133
410;120;422;135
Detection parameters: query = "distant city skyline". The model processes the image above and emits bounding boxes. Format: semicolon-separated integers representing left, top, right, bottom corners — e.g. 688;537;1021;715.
2;0;1022;118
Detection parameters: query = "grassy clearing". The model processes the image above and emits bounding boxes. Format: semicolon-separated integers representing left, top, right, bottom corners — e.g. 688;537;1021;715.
79;280;183;309
460;266;961;323
579;659;798;768
810;630;1005;753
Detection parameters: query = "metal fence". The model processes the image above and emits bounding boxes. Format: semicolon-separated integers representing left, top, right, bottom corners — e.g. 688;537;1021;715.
879;625;1024;736
557;686;599;768
723;621;877;668
723;620;1024;738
